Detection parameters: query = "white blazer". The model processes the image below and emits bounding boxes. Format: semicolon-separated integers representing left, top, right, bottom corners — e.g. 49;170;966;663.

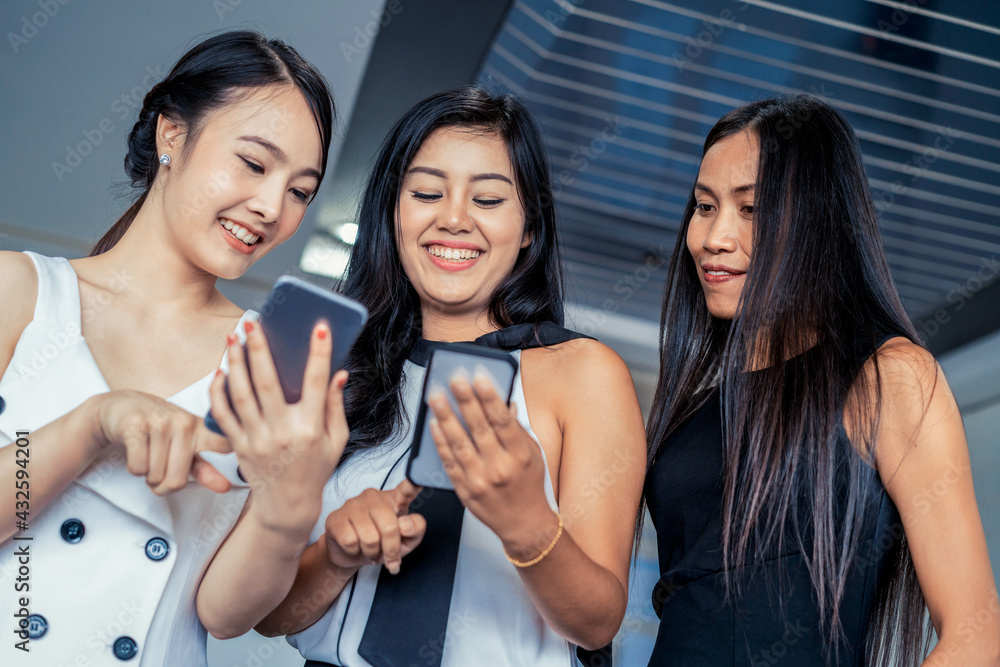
0;252;252;666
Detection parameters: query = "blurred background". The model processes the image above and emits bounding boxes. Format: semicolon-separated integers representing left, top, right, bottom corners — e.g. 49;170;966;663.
1;0;997;664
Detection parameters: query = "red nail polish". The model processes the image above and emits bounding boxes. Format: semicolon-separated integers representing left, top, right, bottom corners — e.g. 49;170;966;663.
215;369;223;377
337;374;347;389
317;327;328;340
226;333;237;345
244;320;255;333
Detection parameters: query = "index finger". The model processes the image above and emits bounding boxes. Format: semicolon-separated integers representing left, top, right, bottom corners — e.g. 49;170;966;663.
472;374;520;442
243;321;285;414
391;479;422;514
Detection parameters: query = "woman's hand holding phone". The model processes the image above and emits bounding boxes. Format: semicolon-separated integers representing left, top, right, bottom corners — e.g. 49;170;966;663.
208;320;349;539
322;479;427;575
427;376;557;562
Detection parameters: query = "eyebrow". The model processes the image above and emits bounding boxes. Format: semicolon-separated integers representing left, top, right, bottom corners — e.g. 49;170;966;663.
694;182;755;196
407;165;513;185
239;135;321;180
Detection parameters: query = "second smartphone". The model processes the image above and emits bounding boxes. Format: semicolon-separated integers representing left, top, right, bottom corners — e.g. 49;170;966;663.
406;343;519;490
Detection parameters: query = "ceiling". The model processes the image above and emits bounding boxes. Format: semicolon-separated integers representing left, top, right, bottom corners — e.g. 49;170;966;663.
471;0;1000;351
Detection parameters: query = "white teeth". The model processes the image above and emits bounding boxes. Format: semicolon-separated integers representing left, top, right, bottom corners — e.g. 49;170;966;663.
220;219;259;246
425;245;481;261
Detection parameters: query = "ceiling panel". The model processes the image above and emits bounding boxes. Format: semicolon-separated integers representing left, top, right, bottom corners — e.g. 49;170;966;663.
475;0;1000;324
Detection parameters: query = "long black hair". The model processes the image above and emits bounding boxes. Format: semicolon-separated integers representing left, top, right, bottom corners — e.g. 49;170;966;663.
90;30;335;255
340;86;563;458
645;96;930;665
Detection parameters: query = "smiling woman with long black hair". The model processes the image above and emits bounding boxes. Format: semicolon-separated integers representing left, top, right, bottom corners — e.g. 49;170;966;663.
198;86;647;666
643;96;999;666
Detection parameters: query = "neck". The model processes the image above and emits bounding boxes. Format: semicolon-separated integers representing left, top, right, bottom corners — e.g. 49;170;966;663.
419;305;497;343
80;190;222;315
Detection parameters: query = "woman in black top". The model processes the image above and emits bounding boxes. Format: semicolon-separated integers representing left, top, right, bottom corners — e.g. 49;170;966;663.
643;96;999;666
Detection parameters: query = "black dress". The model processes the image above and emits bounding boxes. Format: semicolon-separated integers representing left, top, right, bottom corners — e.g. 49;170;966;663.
644;341;904;666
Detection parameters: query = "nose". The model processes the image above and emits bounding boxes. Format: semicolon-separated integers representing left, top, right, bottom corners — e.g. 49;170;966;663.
247;179;284;223
701;205;740;254
437;194;474;234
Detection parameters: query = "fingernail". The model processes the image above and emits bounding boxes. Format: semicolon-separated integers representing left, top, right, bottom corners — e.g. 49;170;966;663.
337;374;348;389
226;333;237;346
399;516;414;533
244;320;255;333
215;369;223;377
388;560;400;575
316;325;329;340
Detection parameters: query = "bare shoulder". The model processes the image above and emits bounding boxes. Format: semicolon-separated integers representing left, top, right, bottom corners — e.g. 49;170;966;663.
868;337;946;407
0;251;40;375
523;337;634;390
0;250;38;324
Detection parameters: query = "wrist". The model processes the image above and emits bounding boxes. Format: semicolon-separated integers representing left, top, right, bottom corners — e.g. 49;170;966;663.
315;535;362;578
77;394;111;460
499;508;562;563
246;499;320;547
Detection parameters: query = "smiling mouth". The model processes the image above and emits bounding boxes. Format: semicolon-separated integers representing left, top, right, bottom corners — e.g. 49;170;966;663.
424;244;482;261
220;218;261;246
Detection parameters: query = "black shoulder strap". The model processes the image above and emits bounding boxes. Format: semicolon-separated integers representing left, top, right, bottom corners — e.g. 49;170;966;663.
474;321;595;350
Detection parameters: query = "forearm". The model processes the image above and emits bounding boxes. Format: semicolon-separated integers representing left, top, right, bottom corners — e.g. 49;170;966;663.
1;397;101;544
197;507;320;639
921;633;1000;667
506;522;627;650
255;538;358;637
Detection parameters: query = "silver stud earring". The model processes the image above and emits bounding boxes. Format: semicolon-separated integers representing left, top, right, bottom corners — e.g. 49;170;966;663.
159;153;171;165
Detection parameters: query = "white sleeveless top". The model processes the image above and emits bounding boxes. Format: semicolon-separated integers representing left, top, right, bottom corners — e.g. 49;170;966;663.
0;252;253;666
288;352;576;666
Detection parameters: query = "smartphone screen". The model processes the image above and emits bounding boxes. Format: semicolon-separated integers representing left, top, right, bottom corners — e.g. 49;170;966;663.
205;275;368;435
406;344;519;490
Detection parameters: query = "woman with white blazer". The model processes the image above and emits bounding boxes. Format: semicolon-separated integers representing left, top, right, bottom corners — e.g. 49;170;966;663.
0;31;339;666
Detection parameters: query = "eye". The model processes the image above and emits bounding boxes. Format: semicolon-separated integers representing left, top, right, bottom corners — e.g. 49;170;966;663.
411;192;441;202
240;156;264;174
290;189;311;203
474;198;504;207
695;202;715;213
741;205;754;215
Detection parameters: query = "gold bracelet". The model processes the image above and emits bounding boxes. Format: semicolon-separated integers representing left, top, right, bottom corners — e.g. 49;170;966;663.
503;512;563;568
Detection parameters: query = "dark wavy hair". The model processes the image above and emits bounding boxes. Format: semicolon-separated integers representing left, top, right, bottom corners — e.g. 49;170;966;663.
90;30;335;256
645;96;931;665
340;86;563;458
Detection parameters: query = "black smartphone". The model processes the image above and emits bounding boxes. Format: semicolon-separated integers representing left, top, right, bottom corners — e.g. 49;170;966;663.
205;275;368;435
406;343;519;490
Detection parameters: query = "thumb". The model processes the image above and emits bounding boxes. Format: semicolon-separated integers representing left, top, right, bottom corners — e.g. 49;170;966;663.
392;478;422;513
191;455;232;493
